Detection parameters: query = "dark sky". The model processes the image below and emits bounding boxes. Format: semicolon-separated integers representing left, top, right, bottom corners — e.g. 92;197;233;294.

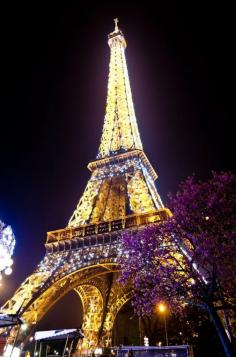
0;1;234;324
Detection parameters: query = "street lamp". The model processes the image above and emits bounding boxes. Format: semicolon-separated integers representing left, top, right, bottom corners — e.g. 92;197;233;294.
138;316;142;346
157;303;169;346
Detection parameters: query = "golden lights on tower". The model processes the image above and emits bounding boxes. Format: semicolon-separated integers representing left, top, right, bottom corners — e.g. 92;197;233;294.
1;21;171;350
98;18;143;158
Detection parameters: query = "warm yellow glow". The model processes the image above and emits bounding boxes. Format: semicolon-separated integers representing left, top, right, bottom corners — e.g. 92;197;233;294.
158;303;167;313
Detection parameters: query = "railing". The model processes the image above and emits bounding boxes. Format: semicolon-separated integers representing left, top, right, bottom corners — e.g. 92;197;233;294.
115;345;194;357
46;208;171;245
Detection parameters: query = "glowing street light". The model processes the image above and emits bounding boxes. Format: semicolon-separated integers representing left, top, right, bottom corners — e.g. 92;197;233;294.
4;267;13;275
157;303;169;346
144;336;149;346
158;303;166;313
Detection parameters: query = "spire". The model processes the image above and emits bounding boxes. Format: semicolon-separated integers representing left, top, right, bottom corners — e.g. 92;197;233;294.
114;18;119;32
97;20;143;158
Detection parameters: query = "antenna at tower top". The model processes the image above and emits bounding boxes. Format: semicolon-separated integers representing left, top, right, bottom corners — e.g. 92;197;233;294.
114;18;119;31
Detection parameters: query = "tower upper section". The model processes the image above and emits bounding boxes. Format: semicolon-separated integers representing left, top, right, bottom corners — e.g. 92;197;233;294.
67;20;167;229
97;20;143;159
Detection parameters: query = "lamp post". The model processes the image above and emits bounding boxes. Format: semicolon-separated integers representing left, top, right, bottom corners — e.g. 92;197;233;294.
138;316;142;346
158;303;168;346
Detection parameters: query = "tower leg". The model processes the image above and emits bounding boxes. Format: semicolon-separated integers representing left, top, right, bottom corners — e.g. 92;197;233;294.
98;273;132;347
74;274;131;350
75;285;103;351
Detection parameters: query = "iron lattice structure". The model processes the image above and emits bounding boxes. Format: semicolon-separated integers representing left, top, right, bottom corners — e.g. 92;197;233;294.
1;21;171;349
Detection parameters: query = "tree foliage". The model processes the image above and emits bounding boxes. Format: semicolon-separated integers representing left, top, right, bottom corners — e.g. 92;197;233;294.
120;172;236;353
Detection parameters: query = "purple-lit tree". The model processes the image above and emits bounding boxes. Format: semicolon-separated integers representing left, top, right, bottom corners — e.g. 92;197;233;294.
120;172;236;356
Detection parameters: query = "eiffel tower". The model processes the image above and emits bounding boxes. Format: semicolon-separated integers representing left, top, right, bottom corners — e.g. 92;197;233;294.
2;20;171;349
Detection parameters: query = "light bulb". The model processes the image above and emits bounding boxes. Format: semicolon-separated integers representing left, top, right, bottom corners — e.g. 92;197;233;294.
4;267;12;275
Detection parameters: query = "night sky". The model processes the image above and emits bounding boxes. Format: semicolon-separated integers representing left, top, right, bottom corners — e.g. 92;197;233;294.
0;1;234;327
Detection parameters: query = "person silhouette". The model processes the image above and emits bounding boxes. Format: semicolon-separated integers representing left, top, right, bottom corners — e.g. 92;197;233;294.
128;349;134;357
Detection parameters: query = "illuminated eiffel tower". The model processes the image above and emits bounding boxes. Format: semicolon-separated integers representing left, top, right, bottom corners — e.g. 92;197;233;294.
2;20;171;349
